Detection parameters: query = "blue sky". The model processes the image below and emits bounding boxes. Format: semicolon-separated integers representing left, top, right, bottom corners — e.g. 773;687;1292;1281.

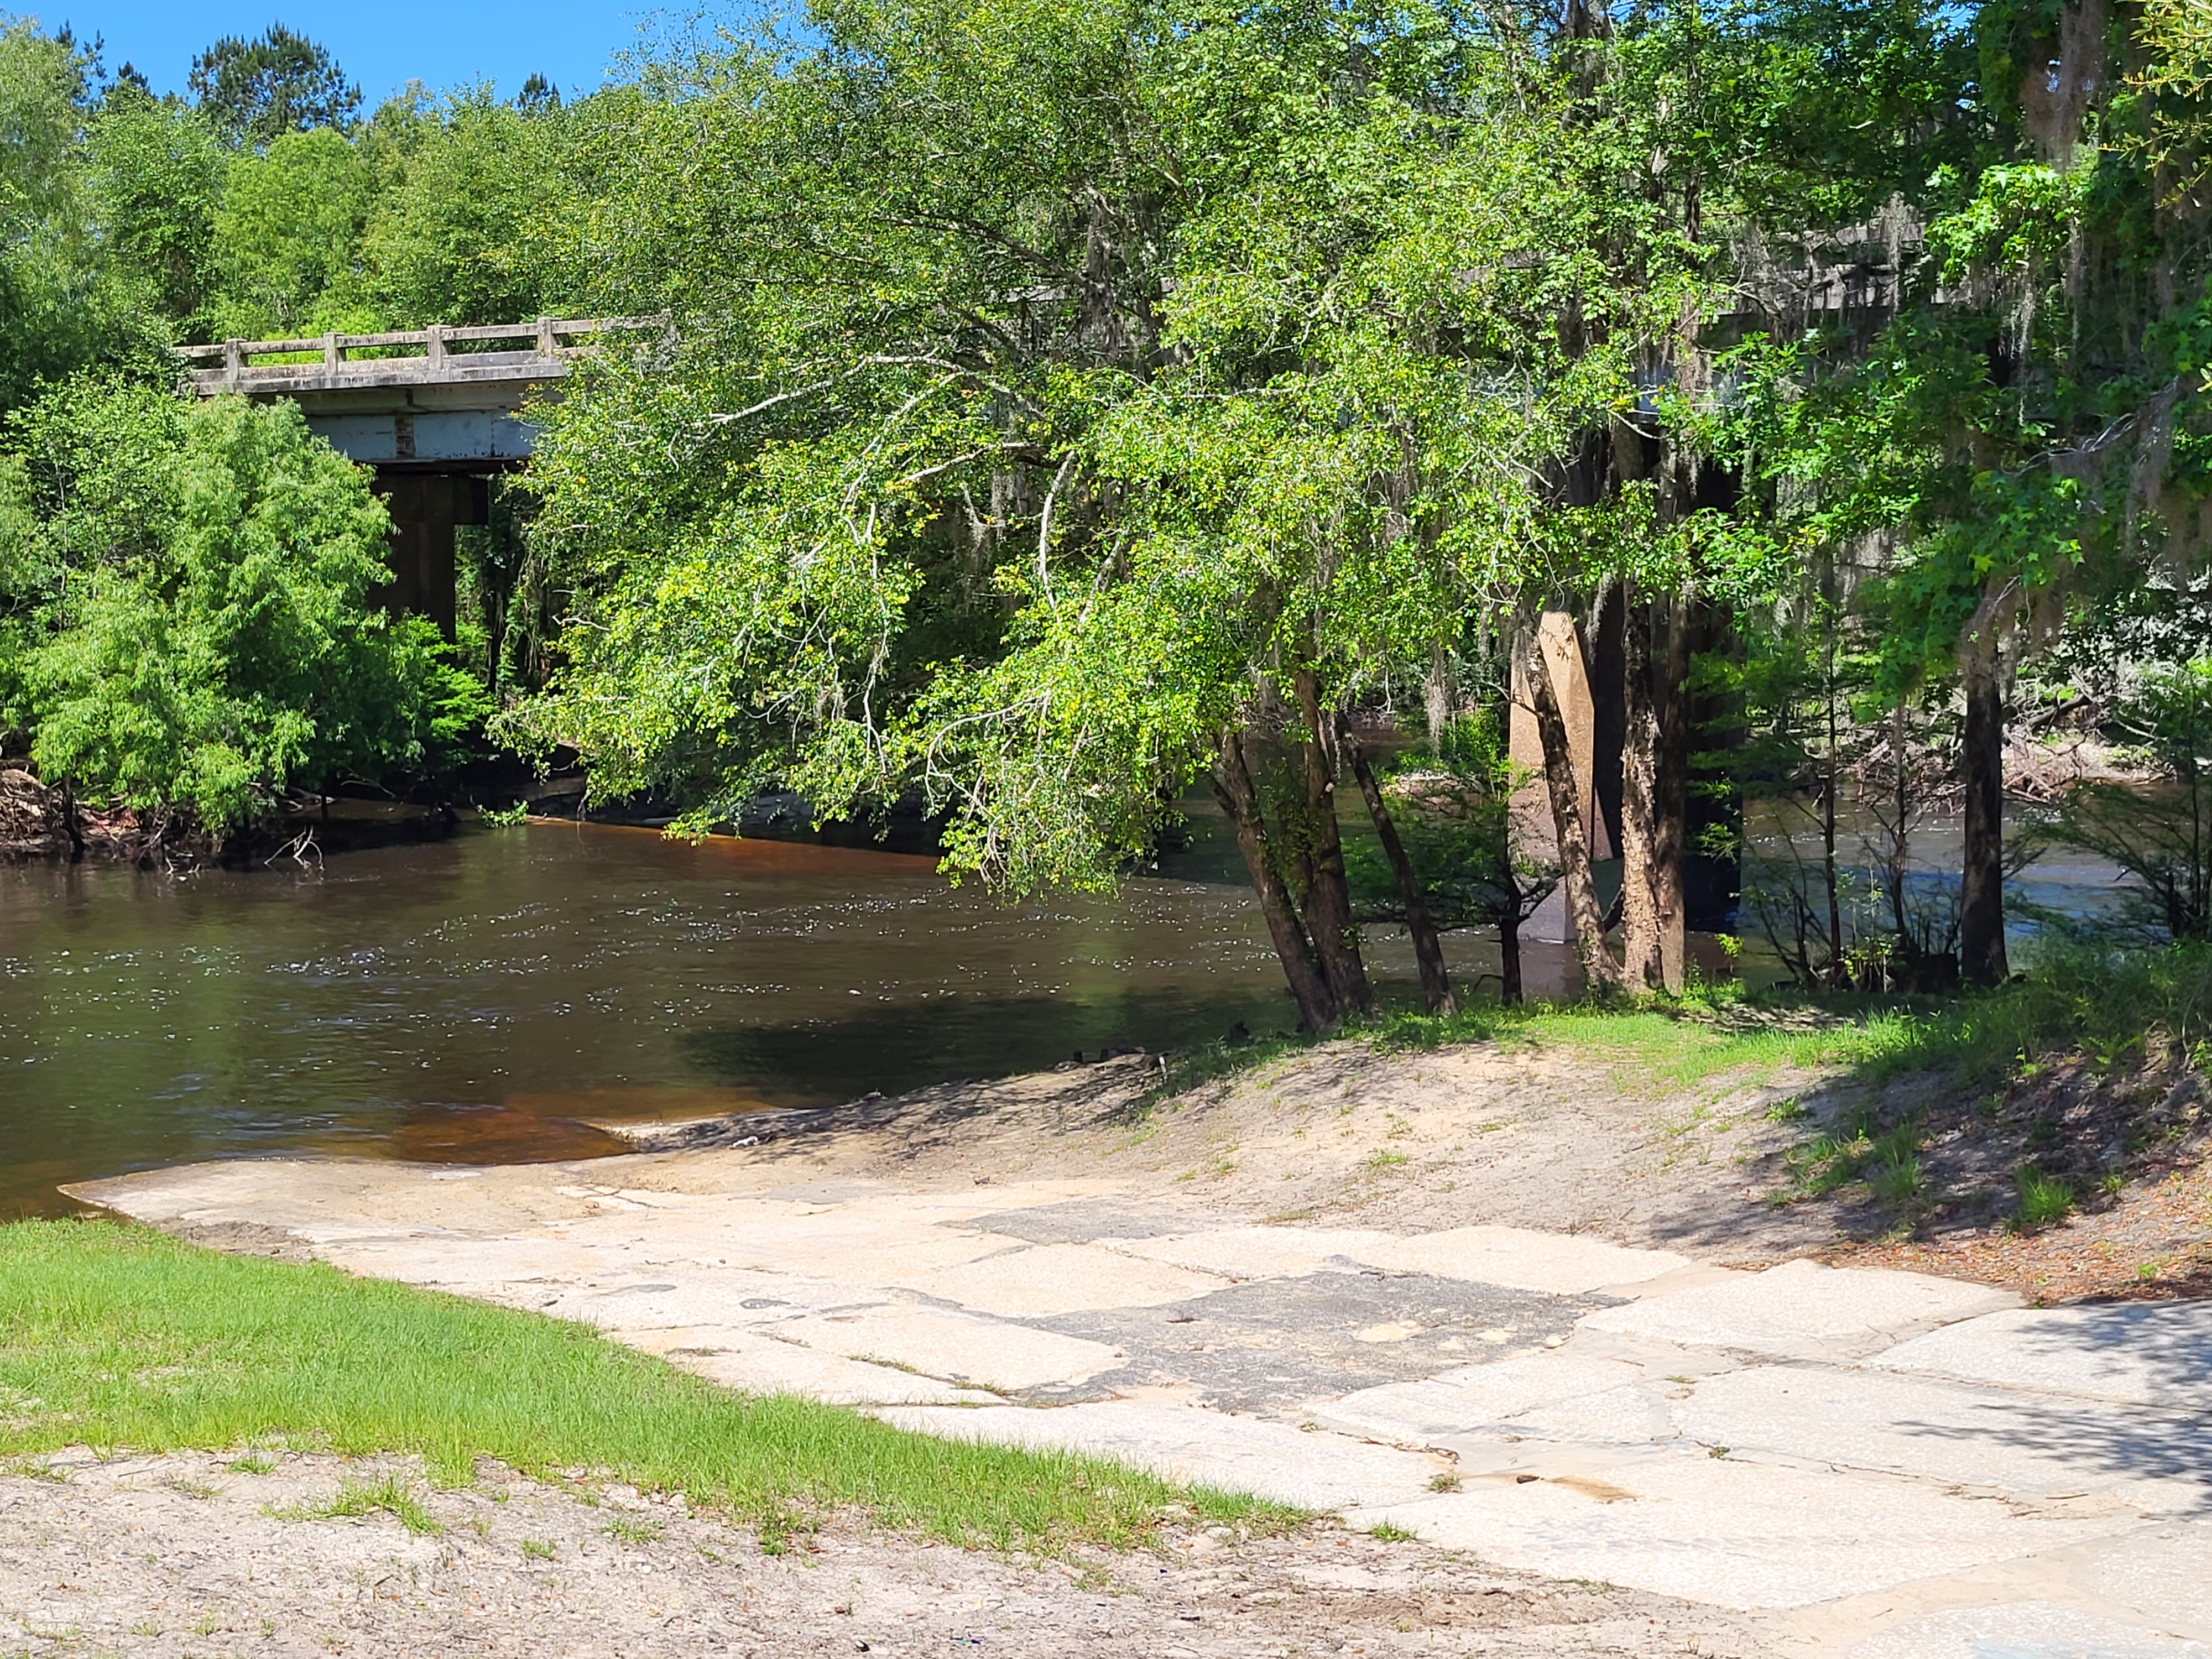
36;1;677;107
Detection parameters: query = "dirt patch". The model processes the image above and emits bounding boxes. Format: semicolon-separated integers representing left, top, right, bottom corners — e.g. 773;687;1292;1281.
607;1040;1844;1266
1814;1066;2212;1310
0;1449;1759;1657
1794;1055;2212;1301
163;1219;321;1264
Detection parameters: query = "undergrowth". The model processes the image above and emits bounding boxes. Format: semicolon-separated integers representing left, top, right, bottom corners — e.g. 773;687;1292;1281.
1149;939;2212;1115
0;1221;1291;1551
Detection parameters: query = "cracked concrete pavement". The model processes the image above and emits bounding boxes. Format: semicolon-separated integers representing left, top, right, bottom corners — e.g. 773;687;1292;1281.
67;1130;2212;1659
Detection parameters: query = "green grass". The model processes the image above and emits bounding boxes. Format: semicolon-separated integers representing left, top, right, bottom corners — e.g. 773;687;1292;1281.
2012;1166;2076;1231
0;1221;1291;1550
1149;988;1922;1113
1783;1112;1928;1204
1155;939;2212;1117
274;1474;444;1535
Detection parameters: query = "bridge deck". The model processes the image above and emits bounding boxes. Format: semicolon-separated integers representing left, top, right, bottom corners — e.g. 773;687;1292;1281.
178;317;658;399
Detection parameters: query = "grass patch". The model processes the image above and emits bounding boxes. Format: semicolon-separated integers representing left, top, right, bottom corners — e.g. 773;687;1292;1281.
2012;1166;2076;1231
1151;940;2212;1117
1783;1112;1927;1204
1148;993;1892;1111
0;1221;1293;1550
275;1474;444;1535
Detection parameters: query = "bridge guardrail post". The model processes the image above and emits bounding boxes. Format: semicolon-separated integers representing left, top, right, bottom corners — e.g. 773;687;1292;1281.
537;317;556;357
426;325;447;369
322;333;340;375
223;339;242;390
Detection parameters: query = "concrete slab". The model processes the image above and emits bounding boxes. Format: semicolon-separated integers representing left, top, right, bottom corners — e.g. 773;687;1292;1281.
683;1217;1020;1289
1347;1226;1697;1296
1679;1365;2212;1512
1579;1259;2017;1359
1509;1382;1678;1447
1020;1272;1587;1412
891;1242;1231;1316
623;1326;998;1405
1104;1225;1396;1281
1316;1354;1645;1442
971;1197;1220;1245
1874;1303;2212;1410
765;1306;1125;1392
1360;1453;2123;1610
319;1234;625;1291
72;1156;608;1238
2073;1523;2212;1640
1844;1603;2210;1659
878;1401;1445;1511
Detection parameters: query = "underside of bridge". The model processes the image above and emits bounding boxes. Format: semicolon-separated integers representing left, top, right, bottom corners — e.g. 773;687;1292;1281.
377;473;491;640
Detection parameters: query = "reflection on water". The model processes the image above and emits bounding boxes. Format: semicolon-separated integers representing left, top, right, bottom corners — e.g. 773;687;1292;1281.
0;821;1515;1219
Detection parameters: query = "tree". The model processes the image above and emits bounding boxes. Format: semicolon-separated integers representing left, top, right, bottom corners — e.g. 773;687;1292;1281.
210;126;374;336
1723;0;2212;986
5;383;483;837
504;0;1503;1027
190;26;361;147
357;90;571;326
88;85;227;336
0;22;169;415
1347;713;1561;1005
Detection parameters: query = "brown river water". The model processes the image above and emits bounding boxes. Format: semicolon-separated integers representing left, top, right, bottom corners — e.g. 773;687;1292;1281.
0;820;1516;1221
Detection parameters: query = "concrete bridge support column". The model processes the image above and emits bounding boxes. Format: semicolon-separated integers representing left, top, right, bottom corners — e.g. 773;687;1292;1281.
1510;609;1616;945
375;474;488;641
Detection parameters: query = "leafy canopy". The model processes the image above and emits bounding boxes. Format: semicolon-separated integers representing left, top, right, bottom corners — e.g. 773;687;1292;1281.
4;385;484;831
190;25;362;147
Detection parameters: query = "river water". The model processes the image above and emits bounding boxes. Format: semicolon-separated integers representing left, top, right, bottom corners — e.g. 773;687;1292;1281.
0;821;1493;1221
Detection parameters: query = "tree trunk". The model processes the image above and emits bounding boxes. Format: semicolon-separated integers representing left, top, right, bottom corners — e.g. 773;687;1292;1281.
1619;588;1663;993
1499;909;1524;1005
1651;592;1690;993
1348;735;1455;1014
1522;615;1621;993
1293;670;1374;1018
57;780;84;864
1212;730;1339;1032
1960;655;2010;987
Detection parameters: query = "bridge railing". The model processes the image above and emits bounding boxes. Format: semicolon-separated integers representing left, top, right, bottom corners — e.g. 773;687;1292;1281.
178;316;665;390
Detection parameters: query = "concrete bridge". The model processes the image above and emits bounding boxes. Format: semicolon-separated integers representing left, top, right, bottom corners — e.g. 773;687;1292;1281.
180;318;658;635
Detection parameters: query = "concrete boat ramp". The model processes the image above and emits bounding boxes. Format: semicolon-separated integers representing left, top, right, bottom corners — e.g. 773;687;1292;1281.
73;1150;2212;1659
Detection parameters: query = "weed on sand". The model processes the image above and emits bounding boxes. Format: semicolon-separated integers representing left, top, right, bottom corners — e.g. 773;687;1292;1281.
273;1474;444;1535
0;1221;1289;1548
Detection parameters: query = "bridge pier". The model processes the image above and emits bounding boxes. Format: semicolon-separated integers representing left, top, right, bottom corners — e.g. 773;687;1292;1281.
375;473;488;641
